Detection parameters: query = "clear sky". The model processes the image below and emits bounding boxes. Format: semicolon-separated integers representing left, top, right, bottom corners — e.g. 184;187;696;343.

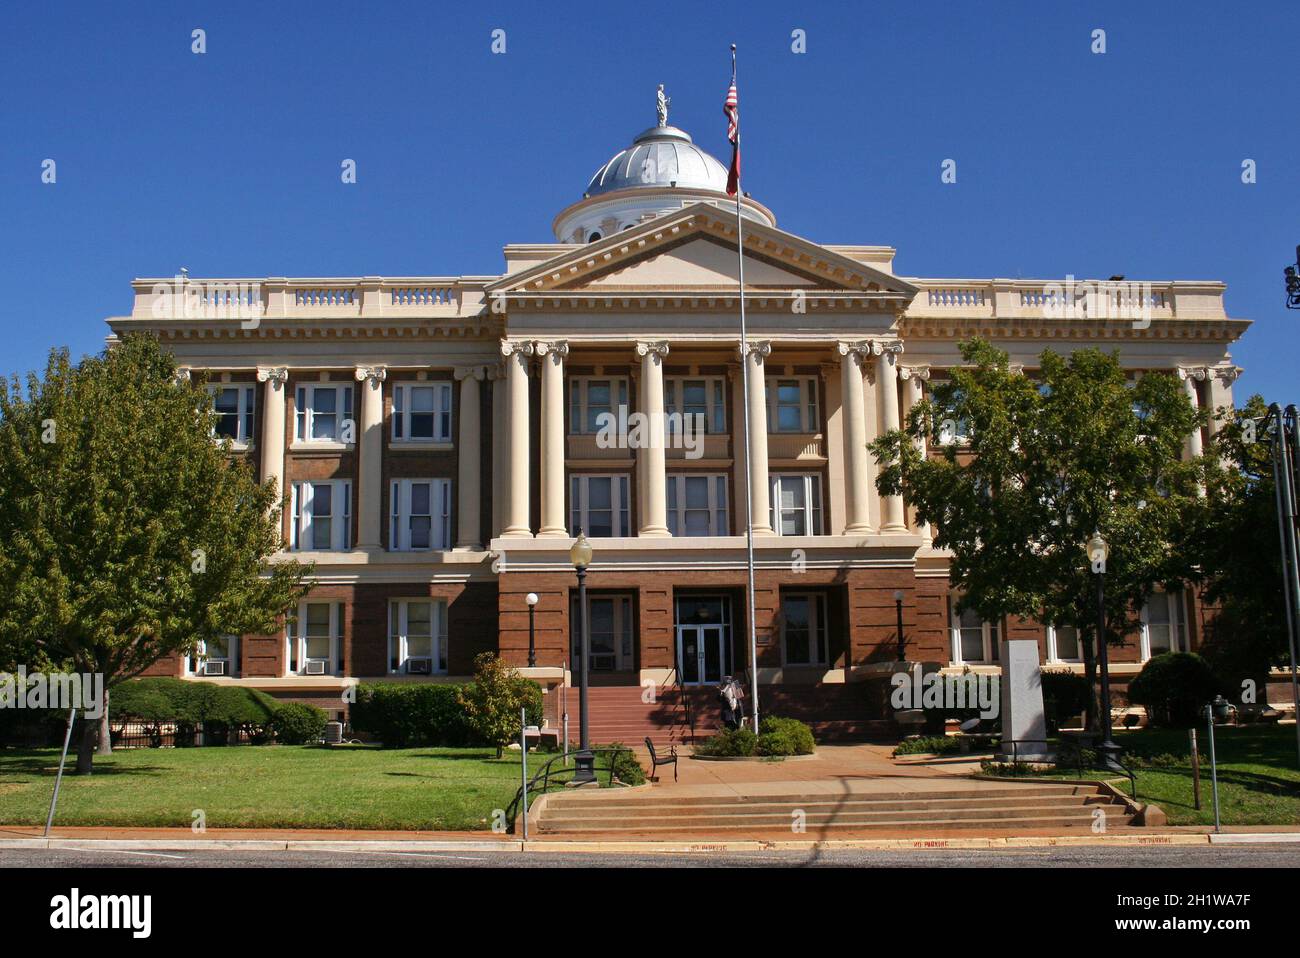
2;0;1295;402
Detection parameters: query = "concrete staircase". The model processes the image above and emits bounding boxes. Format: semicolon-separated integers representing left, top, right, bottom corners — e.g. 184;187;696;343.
534;782;1137;835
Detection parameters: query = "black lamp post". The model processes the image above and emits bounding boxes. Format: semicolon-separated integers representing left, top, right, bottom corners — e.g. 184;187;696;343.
893;590;906;662
525;592;538;668
1284;245;1300;309
569;532;596;785
1086;531;1124;772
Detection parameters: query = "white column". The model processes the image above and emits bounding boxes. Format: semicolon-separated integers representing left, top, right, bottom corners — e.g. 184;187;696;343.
256;366;289;532
899;364;931;540
454;365;486;549
740;341;773;535
491;368;504;538
837;341;873;534
636;341;671;536
500;340;534;537
353;365;387;548
536;340;569;537
1179;366;1205;459
875;340;907;533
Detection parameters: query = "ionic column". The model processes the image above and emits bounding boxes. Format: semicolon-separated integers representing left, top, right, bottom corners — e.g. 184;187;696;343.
454;365;486;548
491;368;504;537
256;366;289;531
837;341;874;534
1179;366;1206;459
500;340;534;537
739;341;773;535
353;365;387;548
874;340;907;533
1206;363;1241;440
536;341;569;538
637;341;671;537
899;364;931;540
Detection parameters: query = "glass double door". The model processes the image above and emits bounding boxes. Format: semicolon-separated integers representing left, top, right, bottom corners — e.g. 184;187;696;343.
676;624;728;685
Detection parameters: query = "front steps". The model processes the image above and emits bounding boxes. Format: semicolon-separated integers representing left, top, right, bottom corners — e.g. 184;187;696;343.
534;783;1137;835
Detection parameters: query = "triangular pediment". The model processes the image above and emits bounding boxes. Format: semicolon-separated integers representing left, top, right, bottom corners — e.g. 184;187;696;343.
487;203;918;299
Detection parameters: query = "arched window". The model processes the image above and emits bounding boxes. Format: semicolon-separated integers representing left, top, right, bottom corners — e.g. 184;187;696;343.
587;231;602;243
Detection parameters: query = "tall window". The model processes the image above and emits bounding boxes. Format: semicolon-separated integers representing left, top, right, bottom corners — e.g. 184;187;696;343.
665;377;726;435
392;382;452;443
570;474;631;537
951;604;1000;664
770;474;823;535
188;634;239;677
286;601;342;675
206;384;255;444
571;594;634;671
389;478;452;551
666;474;729;536
295;383;353;442
569;378;628;435
1047;623;1081;662
1141;590;1185;659
388;599;448;674
290;480;352;551
766;378;819;432
782;593;828;666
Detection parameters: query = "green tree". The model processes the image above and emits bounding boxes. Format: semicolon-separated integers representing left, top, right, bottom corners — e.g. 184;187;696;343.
0;336;309;772
871;339;1206;729
457;653;540;758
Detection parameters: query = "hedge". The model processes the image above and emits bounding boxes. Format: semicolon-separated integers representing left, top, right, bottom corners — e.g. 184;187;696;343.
1128;652;1226;728
350;679;543;748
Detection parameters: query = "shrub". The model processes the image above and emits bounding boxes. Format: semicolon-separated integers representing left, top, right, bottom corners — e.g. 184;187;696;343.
458;653;543;757
693;726;758;757
1040;670;1092;732
756;716;815;756
108;677;279;744
597;744;647;785
892;735;962;757
350;683;472;748
271;702;328;745
1127;652;1226;728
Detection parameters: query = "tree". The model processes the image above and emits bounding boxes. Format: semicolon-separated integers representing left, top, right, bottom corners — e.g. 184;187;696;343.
457;653;541;758
870;339;1207;730
1188;394;1292;706
0;336;309;772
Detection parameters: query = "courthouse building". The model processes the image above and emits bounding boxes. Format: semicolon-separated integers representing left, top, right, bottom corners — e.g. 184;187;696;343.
109;98;1250;733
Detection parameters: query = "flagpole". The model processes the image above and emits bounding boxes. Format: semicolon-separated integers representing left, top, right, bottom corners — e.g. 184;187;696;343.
730;43;761;735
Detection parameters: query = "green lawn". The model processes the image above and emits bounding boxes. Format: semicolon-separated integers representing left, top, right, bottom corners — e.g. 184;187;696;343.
988;725;1300;826
0;745;572;831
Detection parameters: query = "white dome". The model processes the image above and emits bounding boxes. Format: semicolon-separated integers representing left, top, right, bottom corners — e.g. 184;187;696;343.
585;125;730;196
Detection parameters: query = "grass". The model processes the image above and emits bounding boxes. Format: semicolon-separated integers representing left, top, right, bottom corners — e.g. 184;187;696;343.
0;744;602;831
982;725;1300;826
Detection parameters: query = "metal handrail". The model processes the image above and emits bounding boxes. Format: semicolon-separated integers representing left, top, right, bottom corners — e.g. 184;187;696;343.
995;736;1138;800
504;746;635;832
663;665;695;743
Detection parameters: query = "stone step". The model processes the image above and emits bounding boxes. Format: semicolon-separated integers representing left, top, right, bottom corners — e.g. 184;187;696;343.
537;811;1134;833
544;795;1109;819
548;784;1096;809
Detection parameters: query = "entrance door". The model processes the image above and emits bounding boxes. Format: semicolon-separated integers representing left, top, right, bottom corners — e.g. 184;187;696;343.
677;624;727;685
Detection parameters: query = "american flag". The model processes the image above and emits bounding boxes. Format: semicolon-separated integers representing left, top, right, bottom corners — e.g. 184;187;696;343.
723;74;740;196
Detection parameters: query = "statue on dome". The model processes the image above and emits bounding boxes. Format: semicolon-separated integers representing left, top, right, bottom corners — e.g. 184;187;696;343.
656;84;671;127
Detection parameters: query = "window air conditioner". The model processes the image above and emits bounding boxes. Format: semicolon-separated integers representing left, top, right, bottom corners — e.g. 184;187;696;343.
305;660;327;675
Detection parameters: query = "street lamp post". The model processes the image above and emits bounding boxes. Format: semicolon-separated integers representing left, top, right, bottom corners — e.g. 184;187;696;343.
1086;531;1124;772
569;532;596;785
893;590;906;662
525;592;539;668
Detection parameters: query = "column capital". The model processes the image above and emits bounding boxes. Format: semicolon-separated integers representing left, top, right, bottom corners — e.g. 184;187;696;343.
453;364;491;381
1211;363;1242;385
256;366;289;388
354;364;387;384
501;339;535;358
1177;365;1209;382
535;340;570;360
738;340;772;362
870;338;905;357
635;340;670;363
836;340;874;365
1007;362;1025;376
173;366;192;384
898;363;931;381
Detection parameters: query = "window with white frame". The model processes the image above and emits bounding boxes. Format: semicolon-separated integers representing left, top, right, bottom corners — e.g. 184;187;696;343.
1141;590;1185;659
206;384;255;444
766;378;819;433
389;478;452;551
782;593;828;666
391;381;453;443
666;474;729;536
770;473;823;536
294;383;353;442
933;383;971;445
569;378;628;435
950;603;1000;664
290;480;352;551
570;474;631;537
571;593;634;671
286;601;341;675
188;634;239;677
1047;623;1081;662
388;599;448;674
665;377;726;435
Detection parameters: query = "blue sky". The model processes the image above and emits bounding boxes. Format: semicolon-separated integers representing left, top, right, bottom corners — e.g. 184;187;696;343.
2;0;1295;401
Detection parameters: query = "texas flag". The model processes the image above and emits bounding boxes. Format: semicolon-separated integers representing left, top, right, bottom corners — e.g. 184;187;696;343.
723;76;740;196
